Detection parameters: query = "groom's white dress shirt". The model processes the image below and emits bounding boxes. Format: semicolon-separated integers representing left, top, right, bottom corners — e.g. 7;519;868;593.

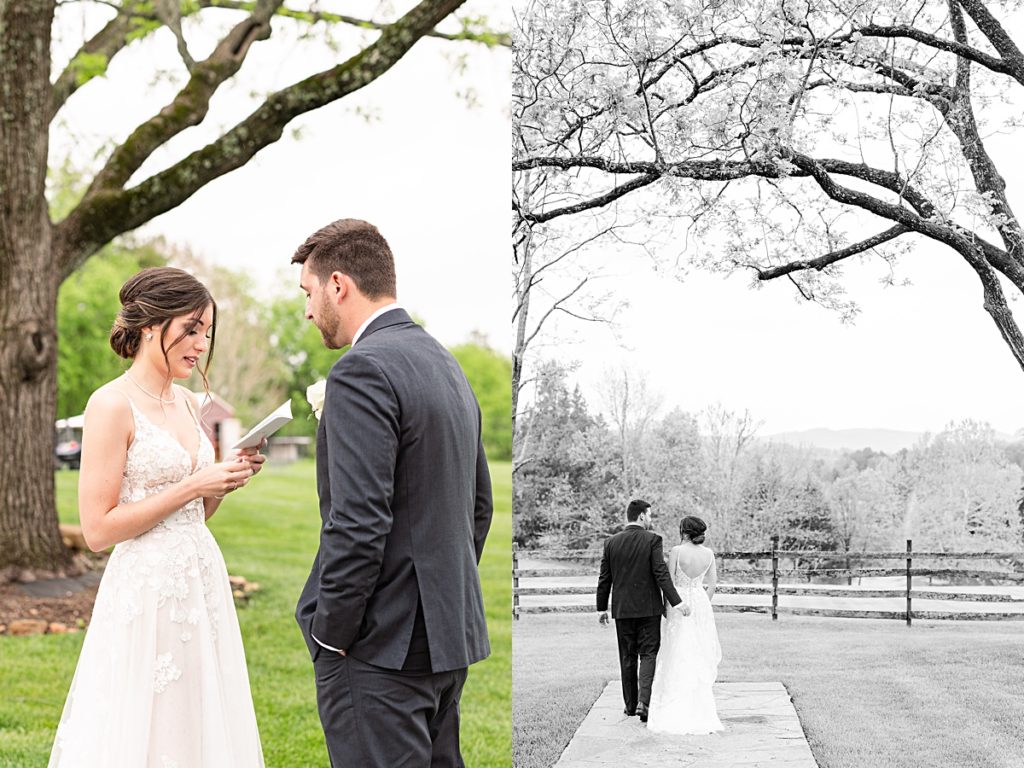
312;302;402;655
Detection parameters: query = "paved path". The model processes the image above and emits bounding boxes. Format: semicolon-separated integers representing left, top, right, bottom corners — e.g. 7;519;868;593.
554;681;818;768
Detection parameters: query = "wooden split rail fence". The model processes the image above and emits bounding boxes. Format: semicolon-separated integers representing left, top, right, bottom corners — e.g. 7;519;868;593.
513;538;1024;624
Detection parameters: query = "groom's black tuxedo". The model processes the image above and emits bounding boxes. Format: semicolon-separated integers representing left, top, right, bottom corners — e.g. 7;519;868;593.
597;525;681;618
597;524;681;715
295;308;493;767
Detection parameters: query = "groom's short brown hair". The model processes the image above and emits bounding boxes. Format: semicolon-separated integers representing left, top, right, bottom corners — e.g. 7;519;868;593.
291;218;397;300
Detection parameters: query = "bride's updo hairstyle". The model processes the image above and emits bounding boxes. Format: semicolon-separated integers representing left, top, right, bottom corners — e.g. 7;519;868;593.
110;267;217;387
679;516;707;545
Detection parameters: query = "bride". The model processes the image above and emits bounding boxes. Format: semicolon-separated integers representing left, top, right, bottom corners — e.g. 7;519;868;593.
647;515;723;735
49;267;265;767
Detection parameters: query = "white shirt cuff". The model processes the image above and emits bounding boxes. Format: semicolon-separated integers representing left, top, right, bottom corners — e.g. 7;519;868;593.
311;633;343;653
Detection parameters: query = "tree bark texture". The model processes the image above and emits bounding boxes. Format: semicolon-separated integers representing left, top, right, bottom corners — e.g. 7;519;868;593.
0;0;71;571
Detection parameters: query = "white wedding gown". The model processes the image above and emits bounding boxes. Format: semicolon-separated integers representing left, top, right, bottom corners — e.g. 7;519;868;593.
646;548;723;735
49;398;264;767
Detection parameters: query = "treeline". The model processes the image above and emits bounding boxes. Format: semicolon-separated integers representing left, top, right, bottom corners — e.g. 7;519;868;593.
514;362;1024;553
58;241;512;460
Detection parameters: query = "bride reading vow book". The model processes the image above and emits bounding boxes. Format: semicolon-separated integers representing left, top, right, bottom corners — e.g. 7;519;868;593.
49;268;265;768
647;516;724;736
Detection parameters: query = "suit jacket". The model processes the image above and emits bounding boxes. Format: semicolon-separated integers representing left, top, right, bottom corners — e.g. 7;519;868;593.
596;525;681;619
295;309;493;672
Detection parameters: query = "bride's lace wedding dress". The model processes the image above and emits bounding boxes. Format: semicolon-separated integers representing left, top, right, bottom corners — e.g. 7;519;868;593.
647;546;723;735
49;396;264;767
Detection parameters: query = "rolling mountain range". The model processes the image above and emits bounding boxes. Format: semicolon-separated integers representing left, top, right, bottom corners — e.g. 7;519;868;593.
763;427;1018;453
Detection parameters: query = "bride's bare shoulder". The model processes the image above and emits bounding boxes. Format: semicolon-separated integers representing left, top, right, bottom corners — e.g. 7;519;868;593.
85;382;133;419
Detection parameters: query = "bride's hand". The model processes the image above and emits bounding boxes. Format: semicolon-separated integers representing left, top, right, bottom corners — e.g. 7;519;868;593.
234;439;267;476
190;458;255;499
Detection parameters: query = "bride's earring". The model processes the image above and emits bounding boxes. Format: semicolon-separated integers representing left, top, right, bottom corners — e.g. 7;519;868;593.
145;332;153;341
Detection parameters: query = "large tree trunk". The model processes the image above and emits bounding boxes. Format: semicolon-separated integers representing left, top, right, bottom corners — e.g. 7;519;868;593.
0;0;71;574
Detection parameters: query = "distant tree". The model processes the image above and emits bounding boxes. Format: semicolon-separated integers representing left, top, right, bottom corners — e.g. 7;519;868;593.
450;342;513;461
263;294;346;438
846;447;888;473
909;421;1023;549
599;366;663;497
828;465;902;553
513;360;618;546
781;481;837;553
638;408;705;540
179;254;290;427
57;240;166;418
700;404;761;550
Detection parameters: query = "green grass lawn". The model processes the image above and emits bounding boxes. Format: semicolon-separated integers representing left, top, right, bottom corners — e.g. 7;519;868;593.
0;459;510;767
514;612;1024;768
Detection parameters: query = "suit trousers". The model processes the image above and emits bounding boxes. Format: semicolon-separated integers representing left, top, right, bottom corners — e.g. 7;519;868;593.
313;652;468;767
614;615;661;712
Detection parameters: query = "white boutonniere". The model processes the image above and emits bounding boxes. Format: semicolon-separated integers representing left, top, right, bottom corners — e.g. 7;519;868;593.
306;379;327;420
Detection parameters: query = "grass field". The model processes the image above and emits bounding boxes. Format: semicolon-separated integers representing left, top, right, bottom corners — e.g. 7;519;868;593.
514;612;1024;768
0;459;511;768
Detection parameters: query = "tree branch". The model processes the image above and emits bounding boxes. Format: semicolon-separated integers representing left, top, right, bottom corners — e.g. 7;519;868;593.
856;23;1014;80
516;173;660;223
202;0;511;47
83;0;282;196
51;0;149;116
957;0;1024;83
51;0;507;120
750;225;910;280
55;0;467;279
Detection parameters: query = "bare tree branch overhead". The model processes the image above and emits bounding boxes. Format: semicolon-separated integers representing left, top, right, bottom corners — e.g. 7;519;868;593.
512;0;1024;373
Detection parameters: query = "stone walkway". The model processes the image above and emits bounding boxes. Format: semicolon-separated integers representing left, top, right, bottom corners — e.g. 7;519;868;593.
554;681;818;767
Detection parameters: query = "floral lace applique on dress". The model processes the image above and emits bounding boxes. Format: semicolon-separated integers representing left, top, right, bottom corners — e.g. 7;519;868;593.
48;391;264;767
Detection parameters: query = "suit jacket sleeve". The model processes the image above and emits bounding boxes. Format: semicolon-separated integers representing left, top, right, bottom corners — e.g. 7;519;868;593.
473;423;493;563
312;351;400;651
596;539;612;612
651;536;681;607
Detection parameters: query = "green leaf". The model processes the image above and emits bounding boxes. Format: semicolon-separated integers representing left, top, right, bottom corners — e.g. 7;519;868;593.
69;52;110;87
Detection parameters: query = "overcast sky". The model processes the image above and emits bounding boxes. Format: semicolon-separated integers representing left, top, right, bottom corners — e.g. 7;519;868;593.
547;245;1024;436
528;84;1024;438
51;1;510;351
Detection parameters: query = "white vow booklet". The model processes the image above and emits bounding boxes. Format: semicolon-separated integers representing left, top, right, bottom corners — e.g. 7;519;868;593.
232;400;293;450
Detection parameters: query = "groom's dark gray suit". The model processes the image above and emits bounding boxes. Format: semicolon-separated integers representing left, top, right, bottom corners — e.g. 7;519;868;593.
295;308;492;767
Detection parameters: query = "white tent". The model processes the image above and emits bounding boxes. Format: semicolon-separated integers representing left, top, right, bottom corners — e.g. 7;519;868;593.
55;414;85;430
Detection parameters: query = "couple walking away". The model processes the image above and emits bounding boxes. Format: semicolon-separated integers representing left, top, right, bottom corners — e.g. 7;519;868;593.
597;500;723;735
48;219;493;767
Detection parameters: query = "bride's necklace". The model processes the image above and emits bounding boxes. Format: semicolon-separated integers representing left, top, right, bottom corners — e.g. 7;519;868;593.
124;372;176;404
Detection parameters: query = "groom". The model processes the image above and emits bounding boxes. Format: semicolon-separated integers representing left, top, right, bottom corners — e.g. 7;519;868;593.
293;219;493;767
597;499;686;722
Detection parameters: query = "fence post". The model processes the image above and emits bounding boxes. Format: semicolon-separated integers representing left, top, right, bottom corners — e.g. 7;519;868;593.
771;535;779;622
513;543;520;621
906;539;912;627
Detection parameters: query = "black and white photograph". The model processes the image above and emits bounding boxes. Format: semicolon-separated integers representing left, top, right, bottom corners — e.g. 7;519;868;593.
513;0;1024;766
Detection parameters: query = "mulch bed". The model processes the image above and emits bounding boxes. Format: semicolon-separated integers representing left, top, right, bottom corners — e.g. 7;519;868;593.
0;556;261;635
0;553;107;634
0;583;98;632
